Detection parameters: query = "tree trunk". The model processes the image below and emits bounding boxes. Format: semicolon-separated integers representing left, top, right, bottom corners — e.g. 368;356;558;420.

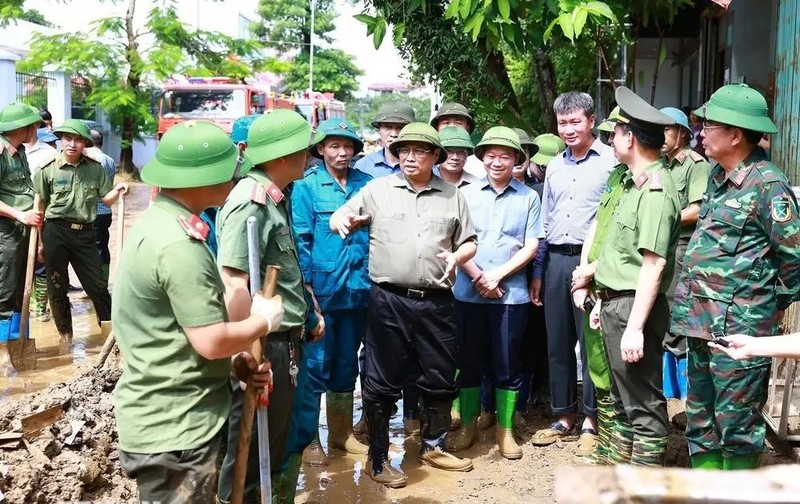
533;47;558;133
650;28;665;105
477;38;524;123
119;0;140;176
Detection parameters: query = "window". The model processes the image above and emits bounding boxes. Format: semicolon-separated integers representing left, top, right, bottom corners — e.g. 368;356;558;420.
160;89;247;119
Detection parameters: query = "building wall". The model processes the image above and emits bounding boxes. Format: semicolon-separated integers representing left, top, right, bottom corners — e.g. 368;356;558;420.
633;56;684;108
728;0;778;94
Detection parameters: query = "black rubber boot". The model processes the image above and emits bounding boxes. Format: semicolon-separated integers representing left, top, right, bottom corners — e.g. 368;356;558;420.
365;400;407;488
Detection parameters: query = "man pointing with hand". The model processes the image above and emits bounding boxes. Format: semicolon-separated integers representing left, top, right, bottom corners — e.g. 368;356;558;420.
330;122;477;488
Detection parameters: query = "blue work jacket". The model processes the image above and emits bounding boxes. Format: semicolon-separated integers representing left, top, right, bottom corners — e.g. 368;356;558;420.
292;165;372;311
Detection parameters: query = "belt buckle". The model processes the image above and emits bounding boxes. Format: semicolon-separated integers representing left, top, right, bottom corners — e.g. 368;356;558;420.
407;288;425;299
70;223;82;230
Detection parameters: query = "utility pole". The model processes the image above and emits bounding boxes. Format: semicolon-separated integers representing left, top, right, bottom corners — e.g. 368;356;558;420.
309;0;316;92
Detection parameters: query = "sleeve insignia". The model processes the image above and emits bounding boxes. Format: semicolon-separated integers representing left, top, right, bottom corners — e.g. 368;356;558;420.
771;196;793;223
178;214;210;241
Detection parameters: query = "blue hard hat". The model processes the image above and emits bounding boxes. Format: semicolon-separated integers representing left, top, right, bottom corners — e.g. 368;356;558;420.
659;107;691;132
310;119;364;159
37;128;58;143
231;114;261;144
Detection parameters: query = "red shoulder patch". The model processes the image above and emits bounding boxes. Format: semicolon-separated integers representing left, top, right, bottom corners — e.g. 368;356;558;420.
634;171;650;189
251;183;268;205
177;214;209;242
266;182;284;204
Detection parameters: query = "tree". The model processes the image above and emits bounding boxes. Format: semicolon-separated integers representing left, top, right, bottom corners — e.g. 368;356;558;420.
18;0;267;174
346;92;432;135
254;0;362;101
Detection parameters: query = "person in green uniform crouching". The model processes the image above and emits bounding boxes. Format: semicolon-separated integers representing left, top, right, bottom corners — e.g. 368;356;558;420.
216;109;325;504
113;120;284;504
34;119;129;346
590;87;681;466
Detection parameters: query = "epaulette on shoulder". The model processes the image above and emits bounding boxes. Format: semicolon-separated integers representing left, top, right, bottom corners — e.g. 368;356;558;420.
755;161;786;183
251;181;284;205
648;171;663;191
688;150;706;163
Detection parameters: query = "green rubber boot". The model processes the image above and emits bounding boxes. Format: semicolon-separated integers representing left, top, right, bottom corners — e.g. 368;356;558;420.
607;416;634;464
273;453;302;504
723;454;760;470
630;435;668;467
588;394;615;465
496;389;522;459
450;369;462;429
691;450;723;469
445;387;480;451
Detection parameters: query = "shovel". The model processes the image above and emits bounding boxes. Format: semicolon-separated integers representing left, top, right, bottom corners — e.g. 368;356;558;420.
96;196;126;369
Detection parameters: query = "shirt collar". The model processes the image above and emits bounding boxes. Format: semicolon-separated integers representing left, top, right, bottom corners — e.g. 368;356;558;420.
564;137;603;163
54;152;89;169
478;177;523;194
389;171;445;192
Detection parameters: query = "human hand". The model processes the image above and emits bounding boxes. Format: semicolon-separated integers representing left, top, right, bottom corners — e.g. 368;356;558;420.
529;278;542;306
571;264;595;292
17;209;43;227
233;352;272;391
436;250;458;283
481;270;503;291
308;312;325;343
479;286;505;299
331;211;370;239
251;293;284;333
572;287;589;311
37;242;44;263
115;182;130;197
589;299;602;330
620;326;644;363
708;334;758;360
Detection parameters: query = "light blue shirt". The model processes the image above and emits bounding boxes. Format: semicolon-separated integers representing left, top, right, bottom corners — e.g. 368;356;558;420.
93;149;117;216
454;178;544;305
353;148;399;179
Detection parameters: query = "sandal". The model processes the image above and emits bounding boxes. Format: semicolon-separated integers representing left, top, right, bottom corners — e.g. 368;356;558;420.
530;421;579;446
574;428;598;457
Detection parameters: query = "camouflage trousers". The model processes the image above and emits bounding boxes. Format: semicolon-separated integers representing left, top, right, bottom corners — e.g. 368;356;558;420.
686;337;771;457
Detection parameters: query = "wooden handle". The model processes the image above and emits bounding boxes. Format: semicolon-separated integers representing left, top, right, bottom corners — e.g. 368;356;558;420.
18;195;41;343
262;265;281;298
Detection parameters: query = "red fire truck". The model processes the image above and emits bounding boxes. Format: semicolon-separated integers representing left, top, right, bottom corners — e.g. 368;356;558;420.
294;91;346;128
156;77;295;138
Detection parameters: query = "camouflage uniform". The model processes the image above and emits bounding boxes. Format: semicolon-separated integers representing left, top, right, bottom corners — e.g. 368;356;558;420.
670;84;800;471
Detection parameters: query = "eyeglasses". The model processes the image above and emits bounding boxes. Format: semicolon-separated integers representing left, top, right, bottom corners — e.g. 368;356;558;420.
397;147;432;158
702;121;729;131
446;148;469;158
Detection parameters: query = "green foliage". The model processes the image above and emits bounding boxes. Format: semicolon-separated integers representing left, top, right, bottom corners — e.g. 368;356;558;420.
254;0;361;101
346;92;431;134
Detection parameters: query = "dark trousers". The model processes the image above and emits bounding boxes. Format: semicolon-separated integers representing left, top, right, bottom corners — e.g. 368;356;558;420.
456;301;528;391
543;251;597;418
119;432;221;504
0;218;28;319
521;303;548;404
600;294;670;438
218;332;302;504
93;212;113;265
664;237;690;356
42;221;111;335
362;284;459;405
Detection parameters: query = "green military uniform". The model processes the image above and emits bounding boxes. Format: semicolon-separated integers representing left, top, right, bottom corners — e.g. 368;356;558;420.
582;163;628;464
114;120;253;504
216;110;313;504
33;120;113;338
0;104;40;342
594;87;681;467
670;84;800;471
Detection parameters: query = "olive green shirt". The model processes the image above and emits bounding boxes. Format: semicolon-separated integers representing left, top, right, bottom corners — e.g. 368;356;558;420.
217;170;307;332
34;152;113;223
0;135;34;212
595;160;681;293
587;164;630;264
665;147;711;238
340;172;477;289
113;195;230;453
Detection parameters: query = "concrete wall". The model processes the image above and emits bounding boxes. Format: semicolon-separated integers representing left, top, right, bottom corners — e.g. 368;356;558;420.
728;0;778;91
633;56;684;108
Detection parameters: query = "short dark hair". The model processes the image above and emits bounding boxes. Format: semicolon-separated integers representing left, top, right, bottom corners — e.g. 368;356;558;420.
740;127;764;147
39;109;52;121
619;123;664;150
90;129;103;147
553;92;594;118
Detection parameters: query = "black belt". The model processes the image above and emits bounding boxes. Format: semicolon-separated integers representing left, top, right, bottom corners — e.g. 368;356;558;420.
597;289;636;302
377;282;451;300
48;219;92;231
269;327;303;341
549;243;583;256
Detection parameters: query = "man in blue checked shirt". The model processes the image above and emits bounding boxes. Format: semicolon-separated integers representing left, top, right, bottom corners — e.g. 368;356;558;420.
447;127;543;460
291;118;372;466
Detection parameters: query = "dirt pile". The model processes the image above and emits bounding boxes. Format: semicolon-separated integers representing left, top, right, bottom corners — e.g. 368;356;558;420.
0;354;135;504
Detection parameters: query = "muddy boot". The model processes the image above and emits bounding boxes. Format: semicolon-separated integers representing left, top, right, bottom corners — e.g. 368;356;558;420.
630;435;667;467
327;391;368;455
496;389;522;460
365;400;407;488
589;394;614;466
403;416;421;438
421;400;473;471
723;454;760;470
100;321;113;339
607;417;634;465
445;387;479;452
420;439;474;471
691;450;723;469
353;410;367;436
281;453;303;504
58;333;74;354
302;431;329;467
0;319;12;376
450;396;462;430
476;410;496;430
512;411;527;436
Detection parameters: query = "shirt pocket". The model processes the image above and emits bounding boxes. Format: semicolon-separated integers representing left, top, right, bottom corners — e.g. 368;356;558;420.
612;208;637;249
311;259;337;296
710;207;747;254
689;277;735;334
376;212;408;244
83;182;100;206
313;201;339;234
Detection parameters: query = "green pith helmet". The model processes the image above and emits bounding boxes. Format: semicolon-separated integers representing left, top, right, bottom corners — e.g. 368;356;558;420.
142;120;251;189
430;102;476;132
695;83;777;134
371;101;416;128
598;106;622;132
247;109;316;165
474;126;525;161
438;126;474;152
310;118;364;159
388;122;448;164
231;114;261;144
0;103;42;133
531;133;566;166
54;119;95;147
513;127;539;158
